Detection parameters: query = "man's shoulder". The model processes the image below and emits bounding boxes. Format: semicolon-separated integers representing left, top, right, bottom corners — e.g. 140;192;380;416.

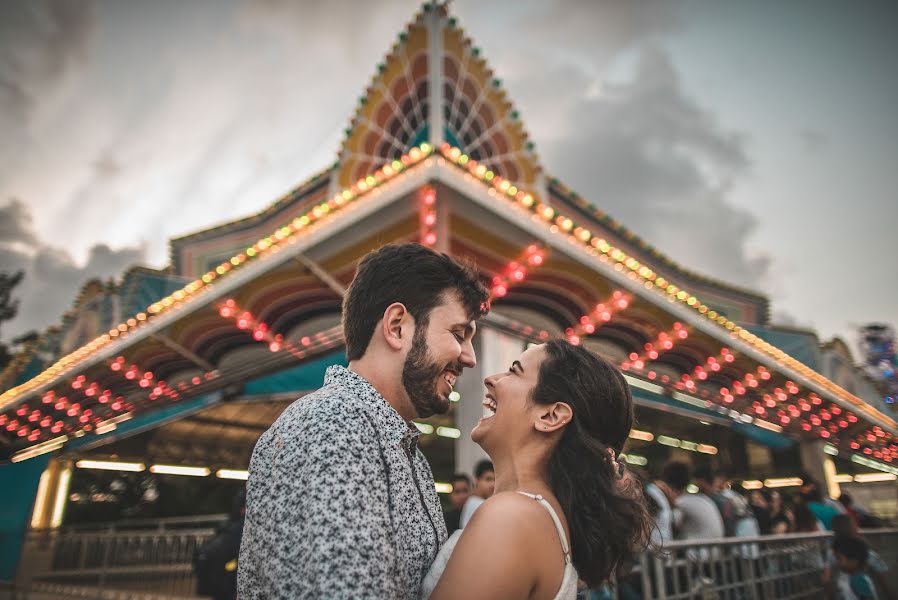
266;384;377;447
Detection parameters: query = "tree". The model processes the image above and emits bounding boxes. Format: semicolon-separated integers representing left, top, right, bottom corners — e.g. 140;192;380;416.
0;270;25;372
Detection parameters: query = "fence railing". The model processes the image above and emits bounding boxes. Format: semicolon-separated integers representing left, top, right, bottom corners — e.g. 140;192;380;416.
15;520;898;599
18;515;228;598
614;528;898;600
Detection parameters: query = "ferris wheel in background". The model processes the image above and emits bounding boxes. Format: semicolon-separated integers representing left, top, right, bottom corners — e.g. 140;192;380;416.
859;323;898;405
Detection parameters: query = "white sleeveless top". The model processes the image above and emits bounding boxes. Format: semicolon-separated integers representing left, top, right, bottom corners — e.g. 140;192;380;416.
420;492;579;599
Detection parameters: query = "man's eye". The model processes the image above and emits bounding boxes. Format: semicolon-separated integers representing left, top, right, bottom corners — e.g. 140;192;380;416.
453;333;464;342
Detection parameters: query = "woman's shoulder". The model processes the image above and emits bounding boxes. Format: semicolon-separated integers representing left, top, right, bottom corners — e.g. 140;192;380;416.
466;492;559;537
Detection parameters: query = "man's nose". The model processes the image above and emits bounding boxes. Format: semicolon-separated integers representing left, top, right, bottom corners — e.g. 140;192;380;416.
459;337;476;368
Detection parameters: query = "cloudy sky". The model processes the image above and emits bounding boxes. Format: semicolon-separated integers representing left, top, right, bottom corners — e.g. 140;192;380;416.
1;0;896;359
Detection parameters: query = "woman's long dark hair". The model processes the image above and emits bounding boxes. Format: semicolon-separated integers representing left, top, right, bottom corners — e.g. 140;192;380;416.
532;339;653;588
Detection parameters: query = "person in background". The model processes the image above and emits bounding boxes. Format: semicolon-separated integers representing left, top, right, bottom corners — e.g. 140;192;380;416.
444;474;472;534
195;489;245;600
839;493;884;529
769;489;795;532
458;459;495;528
724;483;760;538
794;504;823;533
832;514;895;600
803;484;842;531
644;475;675;547
749;489;772;534
694;466;734;536
770;512;792;535
823;535;878;600
792;504;827;574
840;493;862;530
662;461;725;541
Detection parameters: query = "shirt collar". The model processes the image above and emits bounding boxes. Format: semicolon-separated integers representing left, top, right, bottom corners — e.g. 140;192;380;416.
324;365;421;449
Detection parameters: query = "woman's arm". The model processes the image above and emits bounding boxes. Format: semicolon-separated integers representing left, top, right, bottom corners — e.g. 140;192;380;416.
429;492;559;600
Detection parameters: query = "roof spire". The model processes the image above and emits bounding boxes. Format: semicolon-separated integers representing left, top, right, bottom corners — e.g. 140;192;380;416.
334;2;543;196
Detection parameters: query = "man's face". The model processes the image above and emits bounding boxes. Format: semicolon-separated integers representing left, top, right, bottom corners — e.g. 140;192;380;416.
401;292;477;418
449;479;471;510
474;470;496;498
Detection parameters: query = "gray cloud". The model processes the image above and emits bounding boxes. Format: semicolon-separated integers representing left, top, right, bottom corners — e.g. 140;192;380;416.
515;0;682;67
770;310;815;331
0;199;143;340
511;47;770;290
798;128;829;154
0;1;96;168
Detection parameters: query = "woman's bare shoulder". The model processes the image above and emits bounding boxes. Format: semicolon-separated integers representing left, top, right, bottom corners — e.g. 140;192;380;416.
466;492;552;534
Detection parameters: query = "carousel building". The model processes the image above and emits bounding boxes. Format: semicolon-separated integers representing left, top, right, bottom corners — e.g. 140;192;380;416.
2;2;897;581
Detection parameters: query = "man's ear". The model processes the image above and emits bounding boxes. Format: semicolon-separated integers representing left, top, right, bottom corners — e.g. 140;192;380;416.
382;302;411;351
534;402;574;433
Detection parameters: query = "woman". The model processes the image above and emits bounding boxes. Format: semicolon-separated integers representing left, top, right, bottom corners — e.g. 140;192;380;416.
421;339;652;599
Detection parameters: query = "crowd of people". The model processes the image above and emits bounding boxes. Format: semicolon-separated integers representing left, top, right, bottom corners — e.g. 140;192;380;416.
637;461;894;600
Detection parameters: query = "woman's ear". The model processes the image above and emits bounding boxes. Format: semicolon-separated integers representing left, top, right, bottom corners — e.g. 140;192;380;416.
534;402;573;433
381;302;410;351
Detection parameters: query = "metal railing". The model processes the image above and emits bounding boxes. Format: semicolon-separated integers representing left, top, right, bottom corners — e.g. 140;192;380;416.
18;515;228;598
610;528;898;600
15;519;898;599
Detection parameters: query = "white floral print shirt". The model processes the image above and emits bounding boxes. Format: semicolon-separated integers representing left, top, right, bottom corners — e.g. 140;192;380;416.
238;366;448;599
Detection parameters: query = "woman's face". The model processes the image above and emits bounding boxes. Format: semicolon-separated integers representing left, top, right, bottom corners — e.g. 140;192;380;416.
471;344;547;450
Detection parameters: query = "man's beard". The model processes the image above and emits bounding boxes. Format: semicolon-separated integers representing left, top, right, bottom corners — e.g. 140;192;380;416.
402;326;453;419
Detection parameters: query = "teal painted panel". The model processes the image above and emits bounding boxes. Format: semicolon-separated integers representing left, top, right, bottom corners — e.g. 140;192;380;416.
747;327;821;370
731;422;795;450
243;352;347;396
118;271;186;319
0;454;49;582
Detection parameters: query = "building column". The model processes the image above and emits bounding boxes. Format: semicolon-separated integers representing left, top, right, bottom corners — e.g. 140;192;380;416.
799;439;840;499
29;457;72;530
454;327;525;477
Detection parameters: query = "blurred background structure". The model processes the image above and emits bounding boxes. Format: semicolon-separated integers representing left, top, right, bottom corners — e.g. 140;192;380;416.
0;1;896;597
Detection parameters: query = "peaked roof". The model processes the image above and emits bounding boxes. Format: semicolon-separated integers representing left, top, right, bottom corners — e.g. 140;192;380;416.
335;3;543;194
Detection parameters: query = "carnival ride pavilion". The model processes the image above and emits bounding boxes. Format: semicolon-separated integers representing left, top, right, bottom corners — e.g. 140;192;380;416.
2;1;897;581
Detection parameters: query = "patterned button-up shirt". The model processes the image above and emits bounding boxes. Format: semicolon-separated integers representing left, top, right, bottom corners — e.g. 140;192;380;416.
238;366;448;599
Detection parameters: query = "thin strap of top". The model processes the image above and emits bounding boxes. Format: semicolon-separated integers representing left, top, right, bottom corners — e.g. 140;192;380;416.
516;492;571;563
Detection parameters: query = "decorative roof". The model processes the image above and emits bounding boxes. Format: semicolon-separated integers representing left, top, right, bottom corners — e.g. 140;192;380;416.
3;3;896;465
335;3;542;194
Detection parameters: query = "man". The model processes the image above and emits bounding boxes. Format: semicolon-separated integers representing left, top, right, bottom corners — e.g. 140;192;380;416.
443;473;472;533
644;476;675;547
238;243;489;598
195;489;245;600
693;465;735;536
804;484;843;530
459;459;495;528
662;461;724;560
831;514;894;599
824;536;878;600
